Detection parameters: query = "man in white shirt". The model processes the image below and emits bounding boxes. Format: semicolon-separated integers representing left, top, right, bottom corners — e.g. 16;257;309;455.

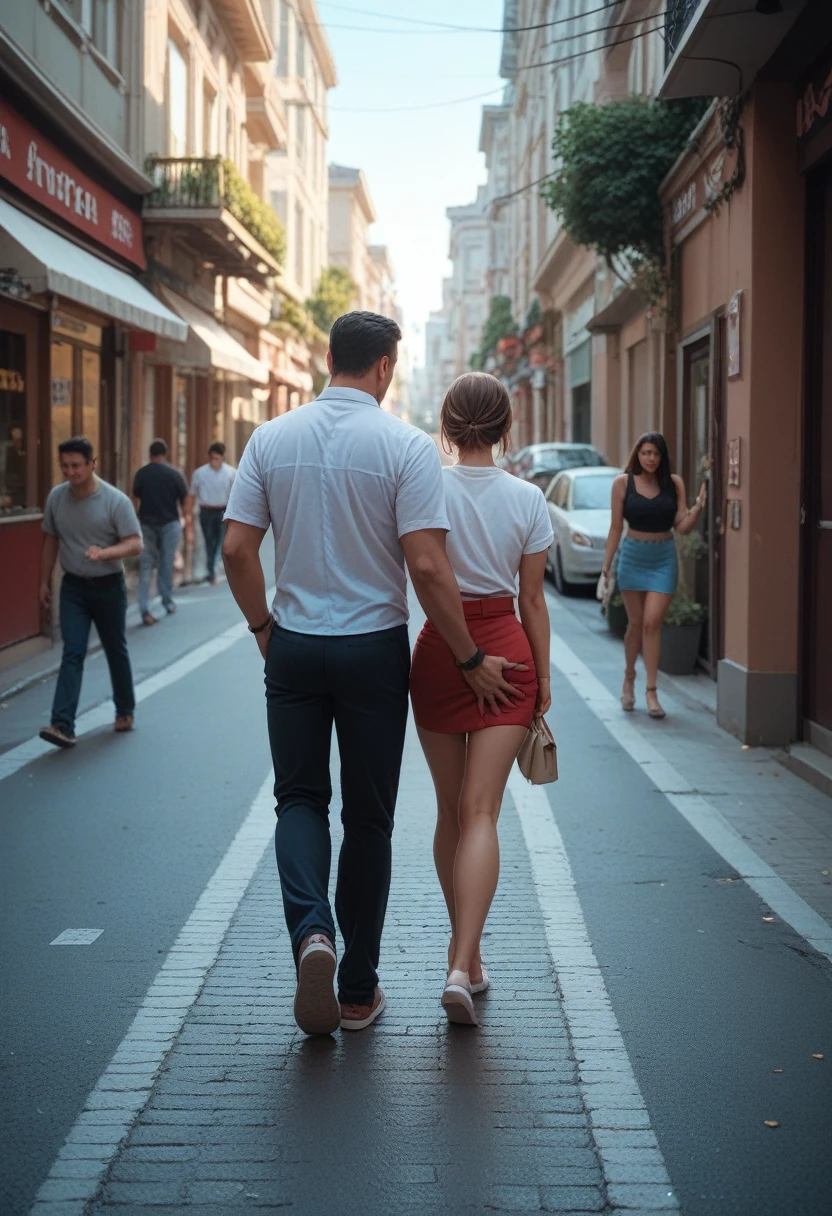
186;442;236;584
223;311;523;1036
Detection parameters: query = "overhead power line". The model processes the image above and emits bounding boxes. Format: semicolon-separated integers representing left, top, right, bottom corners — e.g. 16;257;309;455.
314;0;626;35
329;22;668;112
330;86;507;114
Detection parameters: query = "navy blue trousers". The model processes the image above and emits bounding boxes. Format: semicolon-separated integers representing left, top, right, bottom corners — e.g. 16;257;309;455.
265;623;410;1004
51;572;134;735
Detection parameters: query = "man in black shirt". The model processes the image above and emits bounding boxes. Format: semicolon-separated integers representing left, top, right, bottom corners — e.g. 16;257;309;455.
132;439;188;625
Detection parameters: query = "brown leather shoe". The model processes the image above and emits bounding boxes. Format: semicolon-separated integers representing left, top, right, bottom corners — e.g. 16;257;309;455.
39;725;76;749
114;714;134;733
294;934;339;1035
340;987;386;1032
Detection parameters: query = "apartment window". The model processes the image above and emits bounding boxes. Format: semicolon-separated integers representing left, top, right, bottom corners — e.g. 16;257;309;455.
296;105;306;168
296;25;306;79
270;190;287;225
167;38;188;157
277;1;289;77
203;87;218;155
295;202;305;288
65;0;121;67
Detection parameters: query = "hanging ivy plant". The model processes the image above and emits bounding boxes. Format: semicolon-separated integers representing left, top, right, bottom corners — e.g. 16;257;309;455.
541;96;710;303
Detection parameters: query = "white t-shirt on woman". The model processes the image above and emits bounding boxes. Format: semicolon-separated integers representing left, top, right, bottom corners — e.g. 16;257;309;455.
442;465;554;598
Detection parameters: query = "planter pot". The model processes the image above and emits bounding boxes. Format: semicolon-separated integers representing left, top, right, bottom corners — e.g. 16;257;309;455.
605;599;628;640
659;622;703;675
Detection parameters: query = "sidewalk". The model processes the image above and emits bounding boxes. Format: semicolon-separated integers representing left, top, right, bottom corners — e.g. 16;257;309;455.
0;551;218;703
550;593;832;931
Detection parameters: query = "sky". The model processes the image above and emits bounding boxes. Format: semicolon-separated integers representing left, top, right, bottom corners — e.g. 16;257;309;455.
321;0;507;366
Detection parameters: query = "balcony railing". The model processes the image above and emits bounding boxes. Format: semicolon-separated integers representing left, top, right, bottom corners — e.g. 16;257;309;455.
144;156;285;266
665;0;702;66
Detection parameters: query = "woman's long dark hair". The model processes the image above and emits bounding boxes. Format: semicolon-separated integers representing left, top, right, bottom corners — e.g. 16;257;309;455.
625;431;674;495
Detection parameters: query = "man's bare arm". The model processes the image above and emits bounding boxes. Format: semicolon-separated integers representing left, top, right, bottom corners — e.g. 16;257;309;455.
223;520;271;655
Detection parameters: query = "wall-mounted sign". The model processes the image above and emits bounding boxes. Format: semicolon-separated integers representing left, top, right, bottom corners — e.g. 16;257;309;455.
0;99;144;270
672;181;697;226
797;64;832;139
727;290;742;378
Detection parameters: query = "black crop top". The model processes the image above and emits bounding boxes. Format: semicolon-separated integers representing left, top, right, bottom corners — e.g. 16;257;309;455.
623;473;677;533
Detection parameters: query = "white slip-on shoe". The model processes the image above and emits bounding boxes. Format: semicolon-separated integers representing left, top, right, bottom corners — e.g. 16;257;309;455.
470;967;490;996
293;934;340;1036
441;970;478;1026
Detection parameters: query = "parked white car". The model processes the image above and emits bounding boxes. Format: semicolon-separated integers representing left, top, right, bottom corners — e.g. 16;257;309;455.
544;466;622;594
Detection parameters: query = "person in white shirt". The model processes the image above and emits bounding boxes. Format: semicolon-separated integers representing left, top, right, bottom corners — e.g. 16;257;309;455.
221;312;525;1037
186;443;236;584
410;372;553;1027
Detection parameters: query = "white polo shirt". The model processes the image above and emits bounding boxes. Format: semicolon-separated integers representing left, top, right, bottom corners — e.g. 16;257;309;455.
190;461;236;507
224;387;450;635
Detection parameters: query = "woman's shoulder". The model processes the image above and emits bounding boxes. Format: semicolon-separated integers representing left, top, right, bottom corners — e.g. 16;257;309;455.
613;472;628;491
670;473;684;490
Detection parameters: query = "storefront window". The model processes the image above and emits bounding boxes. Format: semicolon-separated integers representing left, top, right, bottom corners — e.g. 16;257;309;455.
50;312;105;484
81;349;101;461
0;330;28;511
51;341;74;486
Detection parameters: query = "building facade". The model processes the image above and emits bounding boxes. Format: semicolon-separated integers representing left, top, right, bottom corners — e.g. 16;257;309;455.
264;0;336;407
658;0;832;772
327;163;377;309
0;0;186;651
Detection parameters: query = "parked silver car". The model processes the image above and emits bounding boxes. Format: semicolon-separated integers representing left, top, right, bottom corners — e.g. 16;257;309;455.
544;466;622;594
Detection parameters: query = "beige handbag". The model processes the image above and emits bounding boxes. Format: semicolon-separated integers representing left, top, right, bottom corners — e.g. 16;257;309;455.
517;716;558;785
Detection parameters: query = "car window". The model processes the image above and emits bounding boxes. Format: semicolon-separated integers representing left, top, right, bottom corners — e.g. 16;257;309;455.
529;471;555;493
545;475;564;503
555;478;570;509
572;474;619;510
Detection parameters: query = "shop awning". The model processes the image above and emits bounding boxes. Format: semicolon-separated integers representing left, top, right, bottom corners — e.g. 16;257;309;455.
0;198;187;341
159;288;269;385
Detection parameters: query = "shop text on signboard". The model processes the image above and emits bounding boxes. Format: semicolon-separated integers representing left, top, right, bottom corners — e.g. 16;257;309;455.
0;100;144;270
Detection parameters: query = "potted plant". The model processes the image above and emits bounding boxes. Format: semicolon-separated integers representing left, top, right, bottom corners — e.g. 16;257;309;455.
603;589;629;639
659;533;707;675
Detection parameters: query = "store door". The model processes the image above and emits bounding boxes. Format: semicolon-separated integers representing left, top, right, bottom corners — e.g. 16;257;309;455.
50;311;106;484
803;171;832;737
682;334;719;673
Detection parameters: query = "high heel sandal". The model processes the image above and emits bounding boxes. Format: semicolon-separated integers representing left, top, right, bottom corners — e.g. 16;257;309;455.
621;672;636;712
645;686;666;719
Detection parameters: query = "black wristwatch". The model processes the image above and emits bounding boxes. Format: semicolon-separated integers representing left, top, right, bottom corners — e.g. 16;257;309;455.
457;647;486;672
248;616;273;635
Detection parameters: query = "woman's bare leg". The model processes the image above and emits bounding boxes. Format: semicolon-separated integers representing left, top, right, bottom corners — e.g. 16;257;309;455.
621;590;646;699
642;591;674;713
416;727;472;973
449;724;528;978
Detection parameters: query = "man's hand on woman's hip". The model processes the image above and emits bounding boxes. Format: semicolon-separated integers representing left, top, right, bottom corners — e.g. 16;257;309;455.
463;654;528;718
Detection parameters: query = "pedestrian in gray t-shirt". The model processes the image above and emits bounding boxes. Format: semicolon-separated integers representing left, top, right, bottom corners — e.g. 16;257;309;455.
39;436;143;750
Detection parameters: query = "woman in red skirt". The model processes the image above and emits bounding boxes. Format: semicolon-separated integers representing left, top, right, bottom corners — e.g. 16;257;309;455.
410;372;553;1026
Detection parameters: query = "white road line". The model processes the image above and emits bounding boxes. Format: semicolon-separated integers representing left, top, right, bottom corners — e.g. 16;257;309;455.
33;771;275;1212
547;627;832;964
509;770;678;1211
0;590;274;786
50;929;103;946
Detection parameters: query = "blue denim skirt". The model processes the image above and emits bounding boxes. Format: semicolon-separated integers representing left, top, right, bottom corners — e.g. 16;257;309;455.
617;536;678;595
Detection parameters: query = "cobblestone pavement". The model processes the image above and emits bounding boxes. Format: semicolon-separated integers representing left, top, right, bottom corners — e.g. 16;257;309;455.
37;727;674;1216
7;587;831;1216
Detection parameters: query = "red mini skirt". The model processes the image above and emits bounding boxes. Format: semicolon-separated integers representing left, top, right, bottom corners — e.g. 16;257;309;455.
410;597;538;734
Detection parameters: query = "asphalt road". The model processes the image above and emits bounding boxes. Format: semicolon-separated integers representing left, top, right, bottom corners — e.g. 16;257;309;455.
1;578;830;1214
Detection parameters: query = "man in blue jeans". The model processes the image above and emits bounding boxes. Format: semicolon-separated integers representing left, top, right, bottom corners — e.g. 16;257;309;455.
133;439;188;625
222;312;522;1036
186;442;236;584
39;437;143;749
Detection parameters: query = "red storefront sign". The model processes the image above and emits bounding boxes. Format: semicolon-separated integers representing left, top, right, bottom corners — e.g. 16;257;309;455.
0;99;145;270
